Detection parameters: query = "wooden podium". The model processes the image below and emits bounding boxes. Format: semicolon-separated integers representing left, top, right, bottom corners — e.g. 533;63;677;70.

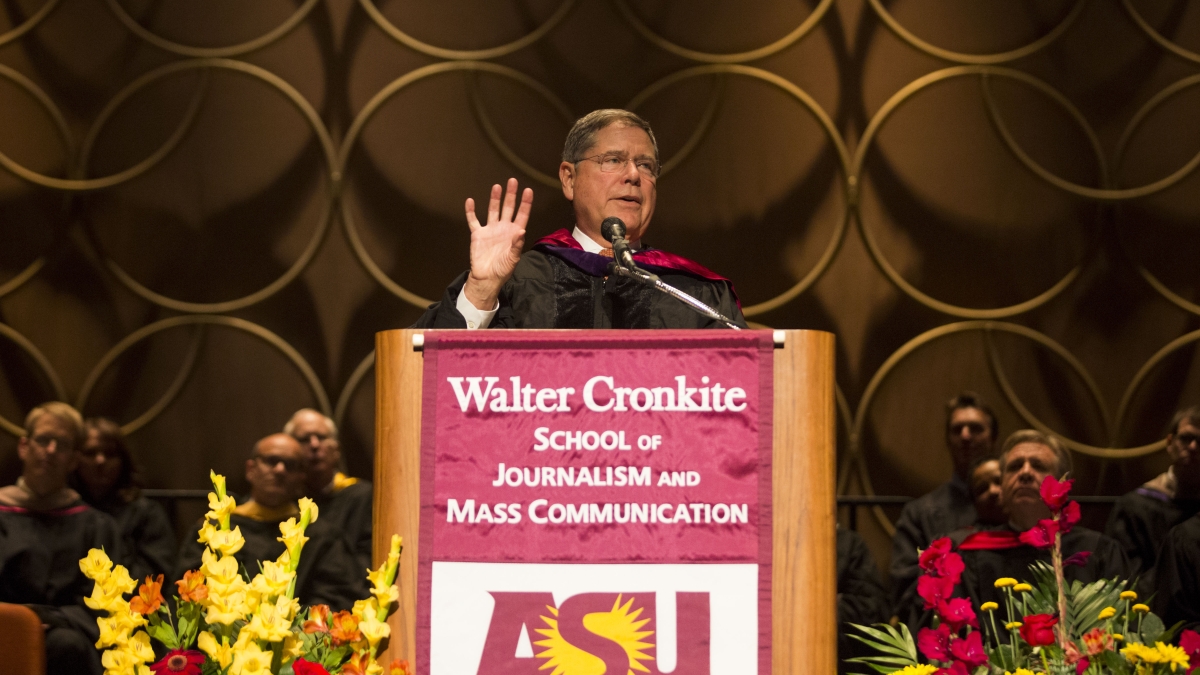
372;329;836;674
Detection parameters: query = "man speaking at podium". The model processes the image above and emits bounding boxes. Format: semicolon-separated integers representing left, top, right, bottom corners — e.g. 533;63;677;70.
413;109;746;329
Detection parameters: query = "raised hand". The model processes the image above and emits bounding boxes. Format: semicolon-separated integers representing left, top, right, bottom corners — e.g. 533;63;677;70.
463;178;533;311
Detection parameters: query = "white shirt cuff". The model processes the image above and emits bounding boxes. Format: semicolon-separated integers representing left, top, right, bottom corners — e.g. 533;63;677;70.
455;288;499;329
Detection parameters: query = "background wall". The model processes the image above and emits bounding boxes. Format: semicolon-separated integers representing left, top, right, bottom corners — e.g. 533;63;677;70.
2;0;1200;575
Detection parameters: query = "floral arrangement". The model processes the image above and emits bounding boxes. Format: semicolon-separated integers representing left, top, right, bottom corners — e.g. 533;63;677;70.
79;471;411;675
851;475;1200;675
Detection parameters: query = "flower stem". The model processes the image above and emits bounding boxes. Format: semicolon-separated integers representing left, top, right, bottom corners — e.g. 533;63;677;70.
1052;527;1069;651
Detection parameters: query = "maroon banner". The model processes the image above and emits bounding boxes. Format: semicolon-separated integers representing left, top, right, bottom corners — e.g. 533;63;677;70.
417;330;774;675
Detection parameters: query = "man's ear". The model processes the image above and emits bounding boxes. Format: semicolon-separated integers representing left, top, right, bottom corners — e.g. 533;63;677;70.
245;458;257;483
559;161;575;201
16;437;29;463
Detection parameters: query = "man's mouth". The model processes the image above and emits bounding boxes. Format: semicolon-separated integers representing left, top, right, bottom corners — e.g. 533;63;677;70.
614;195;641;205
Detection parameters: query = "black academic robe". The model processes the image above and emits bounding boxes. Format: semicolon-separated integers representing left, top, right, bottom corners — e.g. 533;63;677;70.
1151;514;1200;632
838;528;889;674
1103;488;1200;594
313;478;374;576
174;513;367;610
0;501;125;675
414;248;746;329
90;493;177;583
949;525;1130;613
891;475;978;625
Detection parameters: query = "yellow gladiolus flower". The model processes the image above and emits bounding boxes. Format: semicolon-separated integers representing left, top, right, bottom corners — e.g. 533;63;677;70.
277;517;309;553
102;646;142;672
1120;590;1138;601
230;640;273;675
1013;583;1033;593
198;631;234;668
994;578;1018;588
1133;603;1150;614
980;602;999;612
281;634;304;663
108;564;137;595
207;492;236;523
298;497;319;523
201;549;240;587
1005;621;1023;630
1099;606;1118;620
126;631;155;664
210;471;226;497
95;608;146;648
249;559;294;600
893;667;937;675
204;589;250;626
242;596;296;643
198;522;245;557
359;611;391;649
80;548;113;580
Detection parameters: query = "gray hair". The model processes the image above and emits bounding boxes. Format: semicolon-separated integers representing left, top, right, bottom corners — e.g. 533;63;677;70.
283;408;338;440
999;429;1072;477
562;109;660;165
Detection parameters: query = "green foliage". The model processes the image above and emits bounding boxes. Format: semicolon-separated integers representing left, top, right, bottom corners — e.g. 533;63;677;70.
847;623;919;674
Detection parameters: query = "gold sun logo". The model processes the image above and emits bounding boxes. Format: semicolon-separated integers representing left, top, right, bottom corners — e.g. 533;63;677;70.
533;594;655;675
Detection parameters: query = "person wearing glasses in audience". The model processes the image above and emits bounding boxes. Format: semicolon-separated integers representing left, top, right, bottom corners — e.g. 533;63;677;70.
1109;406;1200;595
0;402;125;675
174;433;366;609
284;409;373;574
73;418;176;582
413;109;746;329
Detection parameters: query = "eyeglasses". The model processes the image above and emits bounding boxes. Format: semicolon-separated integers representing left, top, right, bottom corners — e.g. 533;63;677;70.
292;432;331;446
575;153;659;179
254;455;303;472
1173;433;1200;448
30;434;74;452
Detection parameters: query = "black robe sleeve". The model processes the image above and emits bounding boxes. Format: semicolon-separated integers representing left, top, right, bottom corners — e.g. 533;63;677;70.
321;481;375;577
296;520;369;610
837;529;889;673
117;497;177;582
1151;517;1200;632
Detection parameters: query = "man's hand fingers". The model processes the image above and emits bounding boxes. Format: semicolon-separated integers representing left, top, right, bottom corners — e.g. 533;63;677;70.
487;183;502;225
465;198;481;231
513;187;534;229
500;177;519;223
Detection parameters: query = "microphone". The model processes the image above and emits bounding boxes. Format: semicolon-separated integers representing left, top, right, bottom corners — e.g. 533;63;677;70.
600;217;636;269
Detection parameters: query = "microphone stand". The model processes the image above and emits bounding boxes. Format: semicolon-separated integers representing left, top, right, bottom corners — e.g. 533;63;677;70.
607;258;743;330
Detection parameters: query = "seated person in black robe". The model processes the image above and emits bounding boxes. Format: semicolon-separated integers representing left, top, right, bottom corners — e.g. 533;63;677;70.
891;393;999;623
285;409;373;574
1151;512;1200;632
947;430;1129;614
837;527;888;674
174;433;366;610
413;109;745;330
1104;406;1200;594
969;458;1005;527
0;402;126;675
72;417;176;582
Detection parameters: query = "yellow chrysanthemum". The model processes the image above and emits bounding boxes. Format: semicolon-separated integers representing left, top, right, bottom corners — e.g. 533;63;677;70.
80;548;113;580
1123;643;1164;664
229;640;273;675
980;602;999;612
198;522;245;557
1006;621;1023;630
894;665;937;675
1133;603;1150;614
249;559;294;601
994;578;1018;588
1114;634;1125;641
1099;606;1118;620
277;517;308;553
1005;670;1036;675
198;632;234;669
1120;590;1138;601
1154;642;1190;672
1013;583;1033;593
298;497;319;523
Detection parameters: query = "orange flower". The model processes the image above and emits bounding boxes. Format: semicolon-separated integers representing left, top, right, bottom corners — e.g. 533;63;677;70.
130;575;165;615
175;570;208;603
329;611;362;646
303;605;331;634
341;653;372;675
389;658;410;675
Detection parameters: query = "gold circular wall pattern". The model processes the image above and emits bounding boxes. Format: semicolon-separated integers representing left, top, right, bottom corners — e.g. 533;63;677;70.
0;322;66;435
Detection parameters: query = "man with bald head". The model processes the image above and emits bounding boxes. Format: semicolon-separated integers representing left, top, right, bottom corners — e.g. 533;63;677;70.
174;434;365;608
284;409;373;573
414;109;745;329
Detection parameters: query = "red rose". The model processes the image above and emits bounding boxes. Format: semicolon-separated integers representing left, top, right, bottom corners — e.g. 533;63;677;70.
1060;500;1081;533
918;574;956;610
950;631;988;669
1040;475;1073;511
293;659;332;675
918;624;952;662
149;650;205;675
1019;519;1059;549
936;598;979;632
1019;613;1059;647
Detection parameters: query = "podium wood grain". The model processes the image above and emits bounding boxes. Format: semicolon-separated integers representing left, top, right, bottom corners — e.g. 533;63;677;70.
374;328;837;673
